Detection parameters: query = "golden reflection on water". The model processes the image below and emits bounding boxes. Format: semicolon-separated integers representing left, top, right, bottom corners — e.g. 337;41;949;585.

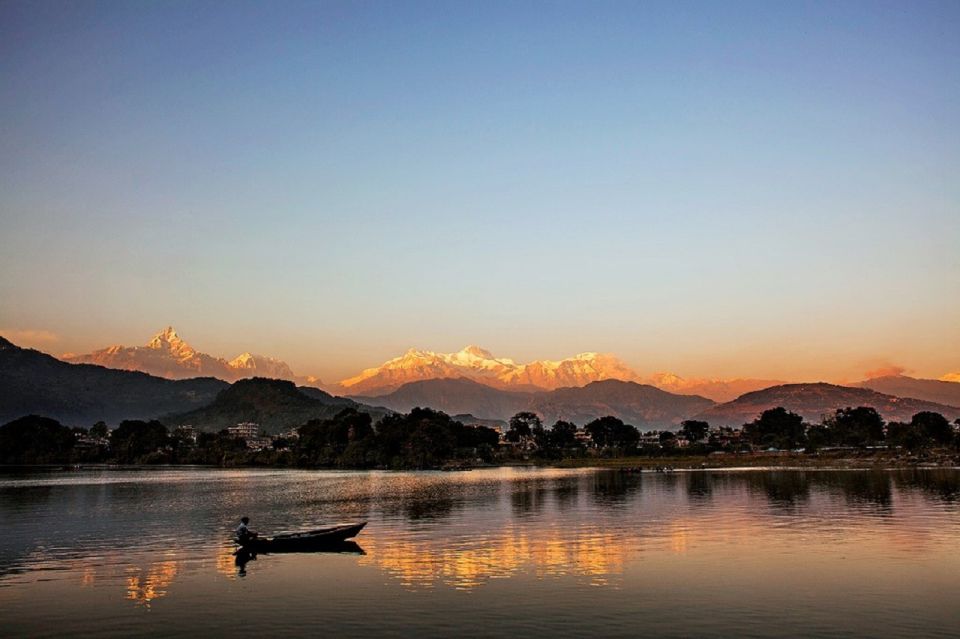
125;558;179;607
215;545;240;579
359;525;628;591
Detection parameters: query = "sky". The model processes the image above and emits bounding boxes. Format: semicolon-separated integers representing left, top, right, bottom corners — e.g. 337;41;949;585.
1;0;958;384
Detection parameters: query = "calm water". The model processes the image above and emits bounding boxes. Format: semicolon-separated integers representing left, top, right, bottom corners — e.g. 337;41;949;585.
1;466;958;638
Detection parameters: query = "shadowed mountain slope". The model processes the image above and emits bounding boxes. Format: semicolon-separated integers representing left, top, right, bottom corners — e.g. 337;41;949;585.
0;336;228;426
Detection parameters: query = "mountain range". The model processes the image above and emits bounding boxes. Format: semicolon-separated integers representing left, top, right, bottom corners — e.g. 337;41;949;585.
5;329;960;433
336;345;781;401
63;326;321;386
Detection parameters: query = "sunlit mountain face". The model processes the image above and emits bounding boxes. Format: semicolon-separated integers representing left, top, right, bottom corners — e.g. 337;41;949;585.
62;327;322;387
335;346;643;396
335;346;781;401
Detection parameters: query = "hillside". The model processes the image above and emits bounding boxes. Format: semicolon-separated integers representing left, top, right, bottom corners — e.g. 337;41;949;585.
353;377;529;419
356;377;715;427
856;375;960;408
698;382;960;426
0;336;228;426
169;377;388;434
529;380;715;428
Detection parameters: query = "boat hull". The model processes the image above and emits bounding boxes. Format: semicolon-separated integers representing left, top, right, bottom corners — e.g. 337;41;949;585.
241;522;366;553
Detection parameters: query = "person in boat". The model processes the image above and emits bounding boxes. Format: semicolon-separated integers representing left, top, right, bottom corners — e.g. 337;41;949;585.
235;516;257;544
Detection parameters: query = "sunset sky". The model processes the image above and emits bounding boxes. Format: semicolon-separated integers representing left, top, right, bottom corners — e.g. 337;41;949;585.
1;1;958;383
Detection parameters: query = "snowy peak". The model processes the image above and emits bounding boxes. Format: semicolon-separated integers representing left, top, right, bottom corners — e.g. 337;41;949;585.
338;347;642;396
146;326;197;359
63;327;317;386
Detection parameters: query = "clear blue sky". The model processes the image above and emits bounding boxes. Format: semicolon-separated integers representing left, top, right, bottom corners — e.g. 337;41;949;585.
1;0;958;382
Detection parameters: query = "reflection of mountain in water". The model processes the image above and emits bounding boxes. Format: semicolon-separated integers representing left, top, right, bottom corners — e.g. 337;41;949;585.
125;559;179;607
359;525;628;591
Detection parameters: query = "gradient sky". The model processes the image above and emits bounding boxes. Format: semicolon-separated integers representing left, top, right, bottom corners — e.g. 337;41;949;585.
1;0;958;384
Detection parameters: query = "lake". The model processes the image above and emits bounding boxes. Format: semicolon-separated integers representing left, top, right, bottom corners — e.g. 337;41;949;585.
1;466;958;638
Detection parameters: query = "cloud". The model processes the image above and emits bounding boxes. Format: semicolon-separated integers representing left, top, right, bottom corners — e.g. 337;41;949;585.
862;364;908;379
940;372;960;383
0;328;59;347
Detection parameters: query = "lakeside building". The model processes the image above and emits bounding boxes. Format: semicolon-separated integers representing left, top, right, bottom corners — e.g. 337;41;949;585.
228;422;261;440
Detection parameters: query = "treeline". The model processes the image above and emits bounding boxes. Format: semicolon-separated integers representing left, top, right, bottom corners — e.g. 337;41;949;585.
0;408;501;469
1;405;958;468
744;406;959;452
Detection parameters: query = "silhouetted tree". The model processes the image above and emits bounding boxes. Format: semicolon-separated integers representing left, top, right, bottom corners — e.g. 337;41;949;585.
744;407;805;450
680;420;710;443
885;421;927;452
550;420;578;448
89;421;109;439
111;420;169;463
0;415;76;464
507;412;541;443
826;407;884;447
911;412;952;446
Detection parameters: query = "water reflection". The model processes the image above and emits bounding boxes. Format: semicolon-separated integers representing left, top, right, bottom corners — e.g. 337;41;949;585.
359;526;626;590
1;466;960;637
125;559;179;607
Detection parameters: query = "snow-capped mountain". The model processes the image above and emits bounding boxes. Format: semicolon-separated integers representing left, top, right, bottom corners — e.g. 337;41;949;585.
63;327;320;386
337;346;643;395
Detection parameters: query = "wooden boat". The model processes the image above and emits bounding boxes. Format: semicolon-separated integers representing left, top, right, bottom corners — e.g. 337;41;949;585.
239;522;366;553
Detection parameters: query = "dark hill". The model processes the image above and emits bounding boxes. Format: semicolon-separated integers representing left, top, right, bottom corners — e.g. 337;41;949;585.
169;377;388;434
529;380;715;428
353;377;715;427
0;336;227;426
352;377;529;420
697;382;960;426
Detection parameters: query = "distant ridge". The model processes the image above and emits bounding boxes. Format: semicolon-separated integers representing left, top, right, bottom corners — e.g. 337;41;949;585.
697;382;960;427
856;375;960;408
353;377;715;427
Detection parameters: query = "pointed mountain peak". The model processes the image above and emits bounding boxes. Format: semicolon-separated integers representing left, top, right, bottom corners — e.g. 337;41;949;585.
148;325;182;345
459;345;494;359
146;326;196;357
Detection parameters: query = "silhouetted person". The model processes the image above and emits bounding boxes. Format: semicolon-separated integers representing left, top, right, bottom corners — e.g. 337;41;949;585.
235;516;257;544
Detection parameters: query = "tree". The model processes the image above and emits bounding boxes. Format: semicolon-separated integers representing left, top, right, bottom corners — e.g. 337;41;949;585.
827;407;884;447
680;420;709;443
658;430;677;449
507;412;541;443
0;415;76;464
89;421;109;439
911;412;952;446
584;416;638;451
550;420;578;448
111;420;169;463
885;421;927;452
744;407;805;450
